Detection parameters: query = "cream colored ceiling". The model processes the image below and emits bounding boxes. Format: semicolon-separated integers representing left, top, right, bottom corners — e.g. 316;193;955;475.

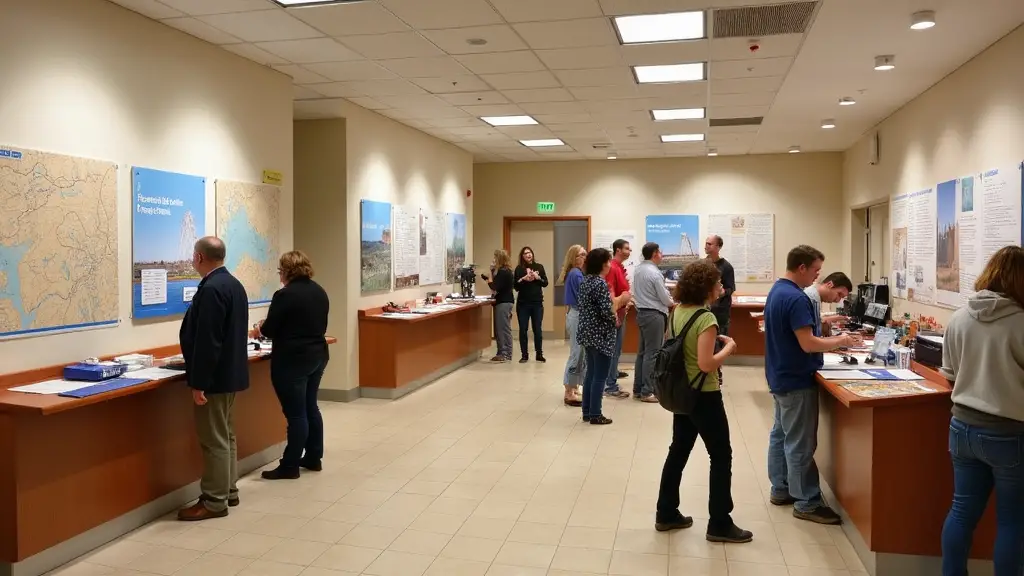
108;0;1024;163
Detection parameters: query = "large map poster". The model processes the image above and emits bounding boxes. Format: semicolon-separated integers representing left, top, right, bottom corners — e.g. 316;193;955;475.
215;180;280;306
707;213;775;282
0;145;119;339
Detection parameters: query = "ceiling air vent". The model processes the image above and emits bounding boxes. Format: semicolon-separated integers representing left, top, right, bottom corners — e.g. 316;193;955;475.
591;143;612;149
712;1;817;38
709;117;763;127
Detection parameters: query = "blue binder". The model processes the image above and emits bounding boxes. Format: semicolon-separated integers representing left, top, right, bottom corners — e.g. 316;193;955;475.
58;378;151;399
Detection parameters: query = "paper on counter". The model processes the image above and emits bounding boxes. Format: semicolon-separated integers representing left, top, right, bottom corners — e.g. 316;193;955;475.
8;379;97;395
821;353;870;369
817;370;877;380
883;368;925;380
127;367;186;380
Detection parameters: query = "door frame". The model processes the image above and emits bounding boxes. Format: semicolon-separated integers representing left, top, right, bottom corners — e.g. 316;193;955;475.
502;216;592;254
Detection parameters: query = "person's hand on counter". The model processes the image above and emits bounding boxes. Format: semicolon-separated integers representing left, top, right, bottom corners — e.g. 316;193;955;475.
841;333;864;348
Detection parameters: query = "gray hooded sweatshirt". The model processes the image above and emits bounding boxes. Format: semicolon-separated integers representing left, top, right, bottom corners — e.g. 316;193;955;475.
941;289;1024;431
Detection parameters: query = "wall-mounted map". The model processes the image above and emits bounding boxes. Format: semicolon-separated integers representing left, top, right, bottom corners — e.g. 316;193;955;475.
215;179;280;306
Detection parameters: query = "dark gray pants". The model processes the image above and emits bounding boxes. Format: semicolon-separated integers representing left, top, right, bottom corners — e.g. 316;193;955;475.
494;302;513;358
634;309;667;397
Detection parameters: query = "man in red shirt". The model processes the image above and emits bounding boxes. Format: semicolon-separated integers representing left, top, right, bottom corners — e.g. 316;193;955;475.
604;239;632;398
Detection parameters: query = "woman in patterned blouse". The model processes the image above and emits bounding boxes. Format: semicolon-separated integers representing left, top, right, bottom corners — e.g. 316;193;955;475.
576;248;632;425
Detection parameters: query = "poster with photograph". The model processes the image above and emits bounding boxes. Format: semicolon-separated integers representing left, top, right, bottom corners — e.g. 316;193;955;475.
707;213;775;282
935;179;960;308
360;200;392;293
906;188;936;304
445;212;467;284
645;214;700;282
890;193;909;299
393;204;419;289
419;209;444;286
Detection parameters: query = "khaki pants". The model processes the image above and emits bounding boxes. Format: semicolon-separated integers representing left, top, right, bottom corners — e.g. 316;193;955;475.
194;393;238;512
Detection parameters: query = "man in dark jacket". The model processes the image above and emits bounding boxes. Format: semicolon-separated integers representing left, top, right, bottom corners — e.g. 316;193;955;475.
177;236;250;521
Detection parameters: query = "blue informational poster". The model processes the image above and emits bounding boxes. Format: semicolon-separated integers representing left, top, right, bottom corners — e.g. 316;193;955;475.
131;167;206;319
645;214;701;280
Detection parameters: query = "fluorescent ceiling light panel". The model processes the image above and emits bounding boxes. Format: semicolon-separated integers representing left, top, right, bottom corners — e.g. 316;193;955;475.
481;115;538;126
520;139;565;147
651;108;705;121
614;11;705;44
634;63;705;84
271;0;361;6
660;133;704;143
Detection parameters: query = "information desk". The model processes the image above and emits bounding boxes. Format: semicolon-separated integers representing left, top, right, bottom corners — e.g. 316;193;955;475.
358;301;492;399
0;338;335;576
622;294;766;360
816;361;995;573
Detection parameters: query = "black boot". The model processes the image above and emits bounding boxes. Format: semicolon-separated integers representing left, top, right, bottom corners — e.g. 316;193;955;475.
261;465;300;480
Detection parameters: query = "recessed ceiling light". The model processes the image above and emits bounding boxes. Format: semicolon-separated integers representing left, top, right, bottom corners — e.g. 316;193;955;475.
271;0;361;6
707;149;718;156
634;63;705;84
520;139;565;147
838;97;856;106
874;55;895;71
910;10;936;30
821;119;836;129
788;146;801;153
481;115;537;127
607;153;617;160
660;133;705;143
613;11;705;44
651;108;706;121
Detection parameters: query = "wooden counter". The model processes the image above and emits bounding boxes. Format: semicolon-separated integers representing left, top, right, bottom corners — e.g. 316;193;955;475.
0;339;335;574
358;301;492;399
622;295;766;359
817;361;995;568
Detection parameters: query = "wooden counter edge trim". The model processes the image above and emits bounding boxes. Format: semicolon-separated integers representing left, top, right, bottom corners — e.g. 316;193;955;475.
358;300;489;323
0;337;337;416
816;360;952;409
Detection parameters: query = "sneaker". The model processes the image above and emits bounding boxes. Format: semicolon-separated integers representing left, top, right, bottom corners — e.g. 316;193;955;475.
589;415;613;425
706;524;754;543
655;514;693;532
604;390;630;399
770;493;796;506
563;398;582;407
794;505;843;525
640;394;660;403
489;355;505;362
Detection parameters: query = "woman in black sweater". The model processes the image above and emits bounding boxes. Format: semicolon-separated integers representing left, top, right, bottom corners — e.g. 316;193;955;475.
255;251;330;480
513;246;549;362
483;249;514;362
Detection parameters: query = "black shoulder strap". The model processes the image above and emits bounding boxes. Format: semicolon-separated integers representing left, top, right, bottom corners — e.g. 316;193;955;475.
677;307;709;339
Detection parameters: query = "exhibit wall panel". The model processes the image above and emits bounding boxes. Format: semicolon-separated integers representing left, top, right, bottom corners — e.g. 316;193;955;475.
0;0;293;371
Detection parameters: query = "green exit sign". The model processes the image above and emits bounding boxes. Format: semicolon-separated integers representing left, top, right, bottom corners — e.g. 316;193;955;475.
536;202;555;214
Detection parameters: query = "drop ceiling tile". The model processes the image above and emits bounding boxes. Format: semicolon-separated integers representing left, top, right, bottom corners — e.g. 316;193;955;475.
347;96;390;110
708;124;760;133
502;88;575;103
636;82;708;99
534;46;624;70
480;71;561;90
379;57;470;78
304;61;396;81
554;67;635;87
221;42;287;65
711;57;792;80
710;92;776;107
381;106;469;120
581;99;647;113
591;110;653;124
513;18;618;50
158;0;271;16
342;79;430;96
518;101;588;115
569;85;640;100
273;64;329;84
378;0;503;29
290;2;410;36
340;32;443;59
448;126;506;136
410;75;492;93
489;0;602;22
293;85;322;100
375;94;448;108
307;82;363;98
198;10;321;43
162;17;242;44
708;105;770;118
423;26;528;54
707;132;756;145
651;119;708;133
619;41;709;66
455;52;546;74
463;132;523;142
534;114;593;124
712;76;783;95
425;117;489;128
440;92;510;106
255;38;362;63
710;35;803;61
110;0;183;19
457;104;525;116
548;125;605;136
598;0;706;16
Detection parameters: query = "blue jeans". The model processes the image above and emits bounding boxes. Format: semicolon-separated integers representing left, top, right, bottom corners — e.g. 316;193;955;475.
604;321;625;392
941;418;1024;576
563;308;586;386
271;354;328;470
768;386;823;513
582;347;611;419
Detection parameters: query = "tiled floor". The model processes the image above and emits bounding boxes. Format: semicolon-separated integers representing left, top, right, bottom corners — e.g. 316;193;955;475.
50;342;869;576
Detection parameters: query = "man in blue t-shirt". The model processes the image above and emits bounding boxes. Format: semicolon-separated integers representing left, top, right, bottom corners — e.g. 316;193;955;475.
764;245;862;525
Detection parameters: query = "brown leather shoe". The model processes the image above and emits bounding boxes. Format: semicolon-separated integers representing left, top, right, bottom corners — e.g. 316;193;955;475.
177;501;228;521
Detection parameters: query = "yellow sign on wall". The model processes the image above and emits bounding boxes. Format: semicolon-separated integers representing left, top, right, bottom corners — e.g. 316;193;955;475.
262;169;283;185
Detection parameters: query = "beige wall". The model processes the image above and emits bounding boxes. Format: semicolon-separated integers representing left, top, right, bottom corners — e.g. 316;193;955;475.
474;153;846;294
0;0;293;371
843;25;1024;325
294;119;347;393
318;101;474;393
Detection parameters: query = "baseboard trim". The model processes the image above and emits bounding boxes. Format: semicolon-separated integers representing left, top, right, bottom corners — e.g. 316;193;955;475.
317;387;361;403
359;351;482;400
1;442;284;576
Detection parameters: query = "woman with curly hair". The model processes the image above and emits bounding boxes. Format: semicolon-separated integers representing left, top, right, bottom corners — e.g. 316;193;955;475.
655;259;752;544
